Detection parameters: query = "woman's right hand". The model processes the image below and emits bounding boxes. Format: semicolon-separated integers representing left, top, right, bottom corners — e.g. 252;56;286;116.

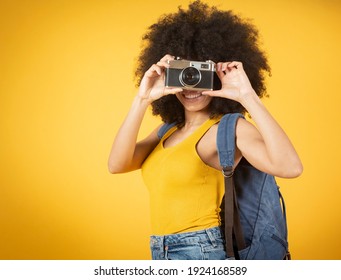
138;54;183;103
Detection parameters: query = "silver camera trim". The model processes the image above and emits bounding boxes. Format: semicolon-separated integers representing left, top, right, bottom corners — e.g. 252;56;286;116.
168;59;216;71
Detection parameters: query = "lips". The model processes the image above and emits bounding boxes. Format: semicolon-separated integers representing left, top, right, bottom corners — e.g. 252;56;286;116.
182;91;202;99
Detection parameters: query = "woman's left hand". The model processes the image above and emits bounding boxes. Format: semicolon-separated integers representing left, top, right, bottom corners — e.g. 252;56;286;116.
202;61;255;103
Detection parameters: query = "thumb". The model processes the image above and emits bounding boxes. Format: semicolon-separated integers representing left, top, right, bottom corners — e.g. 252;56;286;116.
202;90;223;97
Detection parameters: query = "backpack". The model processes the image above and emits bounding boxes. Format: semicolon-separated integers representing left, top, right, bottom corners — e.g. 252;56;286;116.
217;113;290;260
157;113;290;260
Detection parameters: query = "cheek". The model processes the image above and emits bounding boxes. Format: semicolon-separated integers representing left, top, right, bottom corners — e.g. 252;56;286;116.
201;96;213;107
204;96;213;104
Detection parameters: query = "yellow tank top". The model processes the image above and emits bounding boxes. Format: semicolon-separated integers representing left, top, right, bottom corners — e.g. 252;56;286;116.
141;117;224;235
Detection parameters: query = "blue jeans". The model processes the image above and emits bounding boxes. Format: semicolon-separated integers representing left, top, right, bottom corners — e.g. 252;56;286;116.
150;227;227;260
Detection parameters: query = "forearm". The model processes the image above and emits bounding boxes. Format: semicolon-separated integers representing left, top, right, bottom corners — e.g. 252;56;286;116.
108;96;150;173
108;55;183;174
240;91;303;177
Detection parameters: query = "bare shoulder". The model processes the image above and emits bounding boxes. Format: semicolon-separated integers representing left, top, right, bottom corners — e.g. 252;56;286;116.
236;117;255;132
235;117;262;145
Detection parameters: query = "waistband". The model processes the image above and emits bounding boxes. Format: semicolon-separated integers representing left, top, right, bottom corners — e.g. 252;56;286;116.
150;226;224;247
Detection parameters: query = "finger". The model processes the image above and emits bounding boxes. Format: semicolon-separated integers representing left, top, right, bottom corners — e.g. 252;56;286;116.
160;54;175;63
157;54;176;69
146;64;163;76
215;67;226;80
217;61;243;72
227;61;243;70
144;64;162;78
216;63;232;81
220;62;231;72
216;71;225;81
156;60;170;68
163;87;183;95
215;62;223;72
202;90;224;97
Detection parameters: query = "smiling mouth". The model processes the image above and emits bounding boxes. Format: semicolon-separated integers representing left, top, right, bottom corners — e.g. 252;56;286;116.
182;91;203;99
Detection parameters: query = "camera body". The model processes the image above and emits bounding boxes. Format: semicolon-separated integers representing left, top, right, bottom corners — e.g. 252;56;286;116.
165;59;220;91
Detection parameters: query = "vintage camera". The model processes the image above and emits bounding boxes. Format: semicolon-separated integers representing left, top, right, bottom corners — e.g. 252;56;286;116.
165;58;220;91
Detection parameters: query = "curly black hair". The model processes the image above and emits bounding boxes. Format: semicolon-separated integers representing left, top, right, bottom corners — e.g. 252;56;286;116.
135;0;270;125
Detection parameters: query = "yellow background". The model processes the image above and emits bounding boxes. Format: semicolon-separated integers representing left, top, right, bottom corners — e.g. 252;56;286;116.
1;0;340;260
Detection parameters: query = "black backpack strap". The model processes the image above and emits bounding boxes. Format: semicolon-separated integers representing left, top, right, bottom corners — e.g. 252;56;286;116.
217;113;246;258
157;122;177;139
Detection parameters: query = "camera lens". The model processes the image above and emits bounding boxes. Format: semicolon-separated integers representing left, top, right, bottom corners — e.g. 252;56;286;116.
180;67;201;87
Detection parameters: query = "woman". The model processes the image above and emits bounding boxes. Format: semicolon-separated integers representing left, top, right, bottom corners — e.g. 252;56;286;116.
108;1;303;260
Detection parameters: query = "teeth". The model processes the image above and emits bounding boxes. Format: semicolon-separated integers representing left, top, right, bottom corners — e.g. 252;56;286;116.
184;93;202;99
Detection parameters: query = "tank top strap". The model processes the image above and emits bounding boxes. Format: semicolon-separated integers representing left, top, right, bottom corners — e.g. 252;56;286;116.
188;116;222;144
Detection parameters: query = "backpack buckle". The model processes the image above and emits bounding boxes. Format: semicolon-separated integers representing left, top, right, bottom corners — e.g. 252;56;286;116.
222;166;234;178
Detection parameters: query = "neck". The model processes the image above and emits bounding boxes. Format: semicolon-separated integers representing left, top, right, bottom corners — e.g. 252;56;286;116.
182;111;210;130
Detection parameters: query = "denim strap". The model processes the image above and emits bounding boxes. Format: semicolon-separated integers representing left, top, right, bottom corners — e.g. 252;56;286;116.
157;122;177;139
216;113;245;168
217;113;246;258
